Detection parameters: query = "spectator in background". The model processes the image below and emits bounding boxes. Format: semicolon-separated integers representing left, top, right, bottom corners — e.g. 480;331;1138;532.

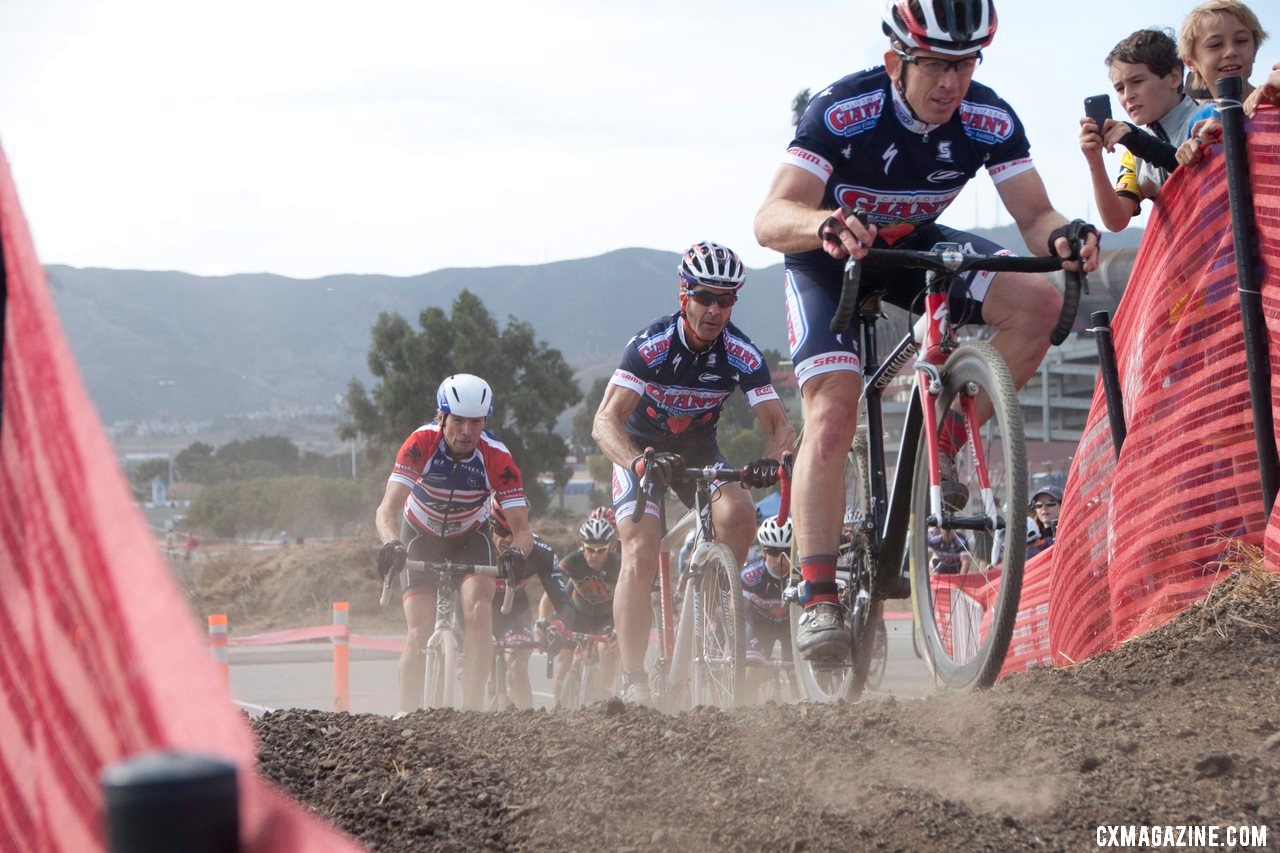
1079;28;1201;233
185;531;198;561
1175;0;1269;166
1027;485;1062;559
927;525;971;575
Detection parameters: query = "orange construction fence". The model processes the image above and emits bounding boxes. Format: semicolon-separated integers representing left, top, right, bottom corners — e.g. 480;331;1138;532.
0;145;365;850
1000;106;1280;677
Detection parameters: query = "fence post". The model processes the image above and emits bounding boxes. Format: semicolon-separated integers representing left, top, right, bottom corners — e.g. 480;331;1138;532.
102;751;240;853
207;614;229;686
1217;74;1279;517
332;602;349;713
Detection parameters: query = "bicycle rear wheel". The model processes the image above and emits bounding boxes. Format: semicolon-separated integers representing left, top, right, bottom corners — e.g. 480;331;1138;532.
909;341;1027;690
422;630;459;709
690;543;746;708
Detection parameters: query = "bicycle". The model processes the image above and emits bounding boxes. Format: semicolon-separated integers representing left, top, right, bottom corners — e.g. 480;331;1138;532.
631;450;791;711
380;558;512;710
746;652;799;705
486;631;541;711
536;619;616;710
789;233;1085;700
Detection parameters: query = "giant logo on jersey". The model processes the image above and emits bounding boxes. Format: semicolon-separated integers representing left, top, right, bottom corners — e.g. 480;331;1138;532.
824;91;885;137
832;185;964;234
722;333;763;373
959;102;1015;145
636;327;674;366
644;384;730;414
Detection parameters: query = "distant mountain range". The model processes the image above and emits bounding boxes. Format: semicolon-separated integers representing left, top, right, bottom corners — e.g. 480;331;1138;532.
46;225;1142;425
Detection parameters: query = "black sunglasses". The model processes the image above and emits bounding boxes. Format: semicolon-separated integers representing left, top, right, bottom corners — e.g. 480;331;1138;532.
763;547;788;558
1032;500;1060;510
686;289;737;308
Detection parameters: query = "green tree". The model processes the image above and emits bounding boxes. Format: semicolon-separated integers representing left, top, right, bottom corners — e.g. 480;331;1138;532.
175;441;222;484
341;290;581;515
572;377;610;457
128;457;172;499
792;88;812;125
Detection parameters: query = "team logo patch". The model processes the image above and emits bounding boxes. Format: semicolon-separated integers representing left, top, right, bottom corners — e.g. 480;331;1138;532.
959;102;1015;145
824;91;885;137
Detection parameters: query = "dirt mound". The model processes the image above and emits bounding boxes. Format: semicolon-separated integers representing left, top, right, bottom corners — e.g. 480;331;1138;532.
251;569;1280;852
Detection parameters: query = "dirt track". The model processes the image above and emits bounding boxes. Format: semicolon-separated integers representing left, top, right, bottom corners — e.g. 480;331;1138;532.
231;545;1279;852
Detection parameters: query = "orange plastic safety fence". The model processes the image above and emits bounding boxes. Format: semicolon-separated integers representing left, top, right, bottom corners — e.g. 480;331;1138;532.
0;145;365;851
1001;108;1280;677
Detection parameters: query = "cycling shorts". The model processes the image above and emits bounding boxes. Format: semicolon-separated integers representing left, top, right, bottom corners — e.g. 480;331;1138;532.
611;443;730;521
398;523;494;597
785;224;1008;389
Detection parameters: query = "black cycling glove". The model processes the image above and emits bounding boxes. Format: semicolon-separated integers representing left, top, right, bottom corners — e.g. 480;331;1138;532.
1046;219;1099;261
742;458;781;489
645;451;684;490
377;539;408;581
498;547;527;585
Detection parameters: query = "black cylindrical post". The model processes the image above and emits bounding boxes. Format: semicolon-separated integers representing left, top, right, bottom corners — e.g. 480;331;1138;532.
1090;311;1126;458
101;752;240;853
1217;75;1279;517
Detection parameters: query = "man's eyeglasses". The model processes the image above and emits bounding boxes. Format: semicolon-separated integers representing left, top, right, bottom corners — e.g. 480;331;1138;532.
763;547;789;558
1032;500;1060;510
895;50;981;76
685;289;737;309
583;543;611;554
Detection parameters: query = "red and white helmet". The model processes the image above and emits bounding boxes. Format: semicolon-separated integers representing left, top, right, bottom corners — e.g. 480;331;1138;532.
882;0;997;57
678;241;746;293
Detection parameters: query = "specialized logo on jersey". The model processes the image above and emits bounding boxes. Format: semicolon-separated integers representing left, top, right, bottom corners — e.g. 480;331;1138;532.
722;332;763;373
636;327;674;366
882;143;899;174
959;101;1015;145
824;91;885;137
644;384;730;415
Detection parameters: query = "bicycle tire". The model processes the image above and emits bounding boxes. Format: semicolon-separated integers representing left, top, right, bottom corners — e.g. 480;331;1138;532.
909;340;1026;690
422;630;459;709
844;426;881;699
690;543;746;708
866;618;889;690
486;648;509;712
559;658;584;711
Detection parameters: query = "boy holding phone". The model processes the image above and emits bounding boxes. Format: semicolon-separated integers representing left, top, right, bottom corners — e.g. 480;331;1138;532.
1079;27;1202;233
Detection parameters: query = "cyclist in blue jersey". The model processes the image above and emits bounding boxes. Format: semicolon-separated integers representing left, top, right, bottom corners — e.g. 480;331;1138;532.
486;496;556;709
375;373;534;713
754;0;1100;660
593;240;797;704
741;517;794;700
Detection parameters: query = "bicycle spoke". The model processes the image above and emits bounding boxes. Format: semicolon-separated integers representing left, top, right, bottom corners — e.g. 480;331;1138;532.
910;341;1026;690
691;544;745;708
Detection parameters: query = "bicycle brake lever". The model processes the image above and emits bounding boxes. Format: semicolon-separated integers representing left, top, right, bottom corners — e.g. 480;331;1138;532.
379;572;393;607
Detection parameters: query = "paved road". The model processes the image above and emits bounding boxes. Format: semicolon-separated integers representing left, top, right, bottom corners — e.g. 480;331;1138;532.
228;617;936;716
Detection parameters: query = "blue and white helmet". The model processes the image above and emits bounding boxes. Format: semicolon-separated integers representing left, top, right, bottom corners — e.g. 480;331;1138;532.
678;241;746;293
436;374;493;418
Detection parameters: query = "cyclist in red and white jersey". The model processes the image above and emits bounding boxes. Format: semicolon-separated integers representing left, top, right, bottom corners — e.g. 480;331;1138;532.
375;373;535;712
754;0;1099;661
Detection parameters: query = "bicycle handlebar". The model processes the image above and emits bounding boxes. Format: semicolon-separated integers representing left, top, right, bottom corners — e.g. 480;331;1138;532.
391;558;514;615
629;447;789;524
829;242;1088;348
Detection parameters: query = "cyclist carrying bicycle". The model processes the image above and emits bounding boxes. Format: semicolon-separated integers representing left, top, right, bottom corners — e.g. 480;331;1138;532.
537;515;622;705
592;240;797;704
486;497;556;709
741;517;794;700
753;0;1100;661
374;374;534;713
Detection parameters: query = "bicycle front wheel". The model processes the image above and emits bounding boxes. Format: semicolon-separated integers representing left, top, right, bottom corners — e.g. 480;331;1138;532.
909;340;1027;690
558;658;584;711
422;630;459;709
690;543;746;708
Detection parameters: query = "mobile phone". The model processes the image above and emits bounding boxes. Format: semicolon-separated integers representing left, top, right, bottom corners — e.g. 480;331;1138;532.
1084;94;1112;125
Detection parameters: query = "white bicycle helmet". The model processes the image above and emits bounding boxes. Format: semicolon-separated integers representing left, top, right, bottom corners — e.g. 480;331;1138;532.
678;241;746;293
882;0;997;57
436;373;493;418
757;517;794;550
579;517;616;545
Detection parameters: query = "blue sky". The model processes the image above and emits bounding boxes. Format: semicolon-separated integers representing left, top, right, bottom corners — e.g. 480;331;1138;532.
2;0;1278;278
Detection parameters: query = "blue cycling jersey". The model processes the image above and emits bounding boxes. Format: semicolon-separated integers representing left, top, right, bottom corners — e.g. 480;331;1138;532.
782;66;1035;272
610;312;779;451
